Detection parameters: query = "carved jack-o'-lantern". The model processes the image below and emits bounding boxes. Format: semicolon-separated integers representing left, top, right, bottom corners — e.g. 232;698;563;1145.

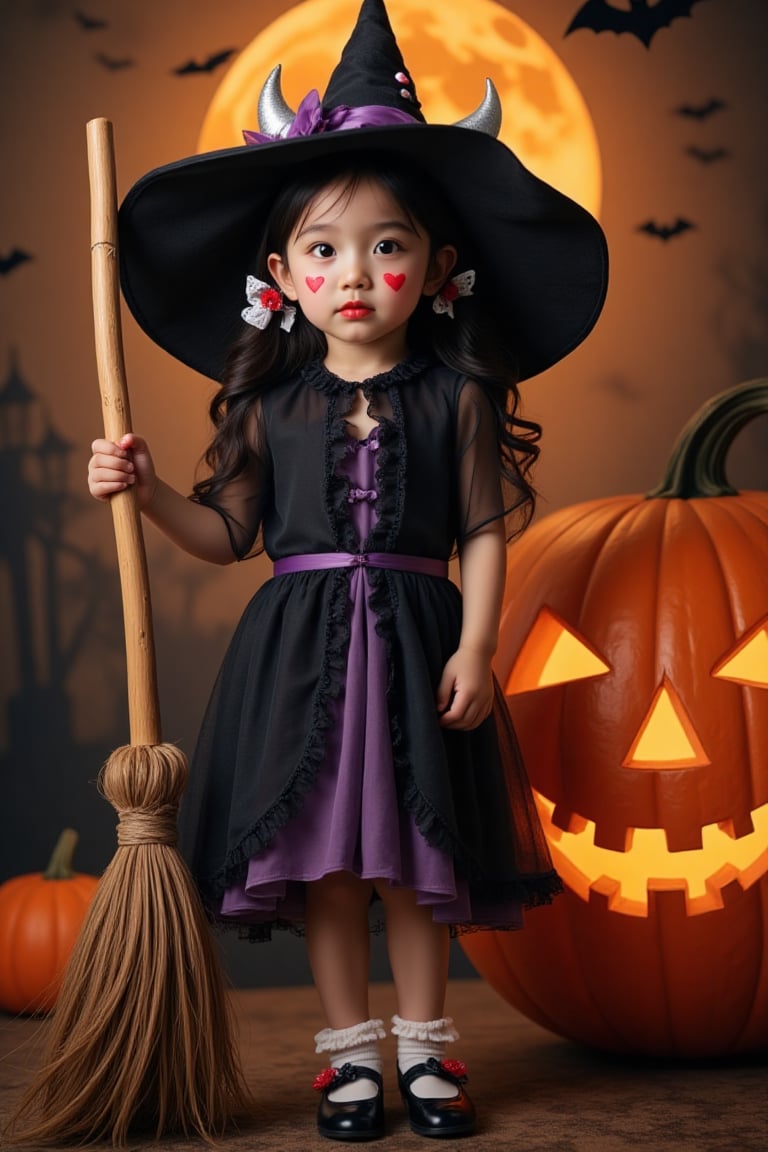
462;380;768;1056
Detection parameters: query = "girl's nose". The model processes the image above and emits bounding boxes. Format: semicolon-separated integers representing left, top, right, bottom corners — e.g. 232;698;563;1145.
339;258;371;290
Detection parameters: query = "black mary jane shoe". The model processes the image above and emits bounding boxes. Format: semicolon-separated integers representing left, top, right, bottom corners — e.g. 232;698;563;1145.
398;1057;476;1138
315;1063;385;1141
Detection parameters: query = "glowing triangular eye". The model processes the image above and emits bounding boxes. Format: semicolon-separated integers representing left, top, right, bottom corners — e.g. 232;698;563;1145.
713;620;768;688
505;607;610;695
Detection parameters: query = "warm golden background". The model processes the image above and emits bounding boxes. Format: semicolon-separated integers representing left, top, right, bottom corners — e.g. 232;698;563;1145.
1;0;767;983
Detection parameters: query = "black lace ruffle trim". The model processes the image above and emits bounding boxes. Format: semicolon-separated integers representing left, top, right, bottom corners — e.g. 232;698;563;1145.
207;564;352;901
206;909;554;944
300;355;432;396
326;391;361;552
399;769;564;911
362;390;406;694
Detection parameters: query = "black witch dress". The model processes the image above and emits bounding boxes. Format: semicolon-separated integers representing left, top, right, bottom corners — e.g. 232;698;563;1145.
179;357;561;939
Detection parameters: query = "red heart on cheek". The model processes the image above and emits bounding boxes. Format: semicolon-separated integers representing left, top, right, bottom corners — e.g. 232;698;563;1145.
306;276;325;293
383;273;406;292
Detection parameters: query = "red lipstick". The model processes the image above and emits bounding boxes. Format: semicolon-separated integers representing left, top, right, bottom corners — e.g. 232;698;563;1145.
339;300;373;319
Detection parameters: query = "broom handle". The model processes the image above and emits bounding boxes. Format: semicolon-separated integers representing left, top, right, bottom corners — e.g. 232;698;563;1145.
86;117;162;747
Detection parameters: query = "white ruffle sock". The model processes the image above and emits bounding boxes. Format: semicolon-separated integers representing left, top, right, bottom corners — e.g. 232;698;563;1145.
391;1014;460;1099
314;1019;386;1102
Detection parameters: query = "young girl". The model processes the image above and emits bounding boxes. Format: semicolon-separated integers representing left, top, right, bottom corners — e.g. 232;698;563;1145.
89;0;607;1140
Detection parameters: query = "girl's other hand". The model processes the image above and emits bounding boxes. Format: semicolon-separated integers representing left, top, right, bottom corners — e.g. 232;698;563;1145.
436;647;494;731
88;432;157;509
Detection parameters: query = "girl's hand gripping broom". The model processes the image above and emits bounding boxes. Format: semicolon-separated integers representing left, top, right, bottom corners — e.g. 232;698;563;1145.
6;118;251;1146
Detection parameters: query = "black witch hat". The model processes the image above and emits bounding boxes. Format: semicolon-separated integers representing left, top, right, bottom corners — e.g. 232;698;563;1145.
118;0;607;382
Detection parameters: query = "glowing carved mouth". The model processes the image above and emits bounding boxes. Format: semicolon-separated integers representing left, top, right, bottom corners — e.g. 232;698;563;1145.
534;790;768;917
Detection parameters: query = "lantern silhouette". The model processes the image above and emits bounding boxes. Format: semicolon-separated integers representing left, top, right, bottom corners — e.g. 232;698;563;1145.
463;380;768;1056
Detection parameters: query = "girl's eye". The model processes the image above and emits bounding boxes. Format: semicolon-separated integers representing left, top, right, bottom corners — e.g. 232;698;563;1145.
374;240;401;255
311;243;335;258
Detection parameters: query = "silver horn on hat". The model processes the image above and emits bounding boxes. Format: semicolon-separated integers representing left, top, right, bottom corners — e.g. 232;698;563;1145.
257;66;296;138
452;78;502;137
257;65;502;139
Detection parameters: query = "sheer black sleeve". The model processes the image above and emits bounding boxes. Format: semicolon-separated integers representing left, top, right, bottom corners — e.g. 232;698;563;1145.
456;378;507;542
192;400;272;560
456;376;539;544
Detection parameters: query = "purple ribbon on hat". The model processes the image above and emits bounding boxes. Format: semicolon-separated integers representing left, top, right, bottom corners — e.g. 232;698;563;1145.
243;89;416;145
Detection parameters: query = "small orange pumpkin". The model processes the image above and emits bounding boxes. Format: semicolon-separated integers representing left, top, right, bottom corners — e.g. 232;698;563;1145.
0;829;99;1015
463;379;768;1056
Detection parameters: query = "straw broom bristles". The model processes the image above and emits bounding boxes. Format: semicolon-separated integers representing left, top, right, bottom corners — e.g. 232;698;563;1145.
2;118;253;1145
6;744;252;1145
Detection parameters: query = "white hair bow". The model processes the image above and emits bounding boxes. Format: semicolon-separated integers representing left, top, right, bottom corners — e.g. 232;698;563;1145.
242;275;296;331
432;270;476;319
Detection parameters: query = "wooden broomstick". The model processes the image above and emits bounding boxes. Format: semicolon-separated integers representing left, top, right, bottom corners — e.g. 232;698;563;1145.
7;118;251;1145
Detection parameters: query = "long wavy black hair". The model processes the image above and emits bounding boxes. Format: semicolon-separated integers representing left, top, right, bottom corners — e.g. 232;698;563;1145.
192;150;542;538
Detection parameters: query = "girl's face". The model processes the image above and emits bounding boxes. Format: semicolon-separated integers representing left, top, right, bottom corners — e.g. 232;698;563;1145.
268;175;455;372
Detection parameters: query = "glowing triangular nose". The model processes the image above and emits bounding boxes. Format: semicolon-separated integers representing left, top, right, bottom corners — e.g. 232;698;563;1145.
624;681;709;769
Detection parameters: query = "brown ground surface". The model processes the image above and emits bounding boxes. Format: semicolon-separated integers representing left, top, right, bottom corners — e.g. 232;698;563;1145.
1;979;767;1151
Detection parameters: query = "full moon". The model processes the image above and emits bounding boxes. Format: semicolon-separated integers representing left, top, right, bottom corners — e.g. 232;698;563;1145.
198;0;602;217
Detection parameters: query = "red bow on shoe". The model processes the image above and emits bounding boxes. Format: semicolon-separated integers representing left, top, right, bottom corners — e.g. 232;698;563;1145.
313;1068;339;1091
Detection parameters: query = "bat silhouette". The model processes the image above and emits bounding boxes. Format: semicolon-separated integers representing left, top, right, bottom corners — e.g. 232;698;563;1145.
673;98;727;119
686;145;729;164
95;52;135;70
637;218;695;241
565;0;706;49
73;10;108;31
172;49;237;76
0;248;33;275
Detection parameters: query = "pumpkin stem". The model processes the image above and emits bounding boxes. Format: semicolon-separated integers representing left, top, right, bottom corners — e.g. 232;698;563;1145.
43;828;79;880
646;378;768;499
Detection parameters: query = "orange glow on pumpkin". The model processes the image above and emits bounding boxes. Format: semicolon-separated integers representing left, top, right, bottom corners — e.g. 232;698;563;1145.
505;607;610;693
536;791;768;917
623;678;709;768
502;608;768;914
713;617;768;688
505;610;768;917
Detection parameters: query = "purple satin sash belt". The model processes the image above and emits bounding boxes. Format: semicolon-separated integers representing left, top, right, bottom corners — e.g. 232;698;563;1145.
273;552;449;578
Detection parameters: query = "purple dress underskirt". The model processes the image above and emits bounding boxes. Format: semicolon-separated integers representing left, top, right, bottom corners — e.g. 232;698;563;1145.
220;428;522;929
